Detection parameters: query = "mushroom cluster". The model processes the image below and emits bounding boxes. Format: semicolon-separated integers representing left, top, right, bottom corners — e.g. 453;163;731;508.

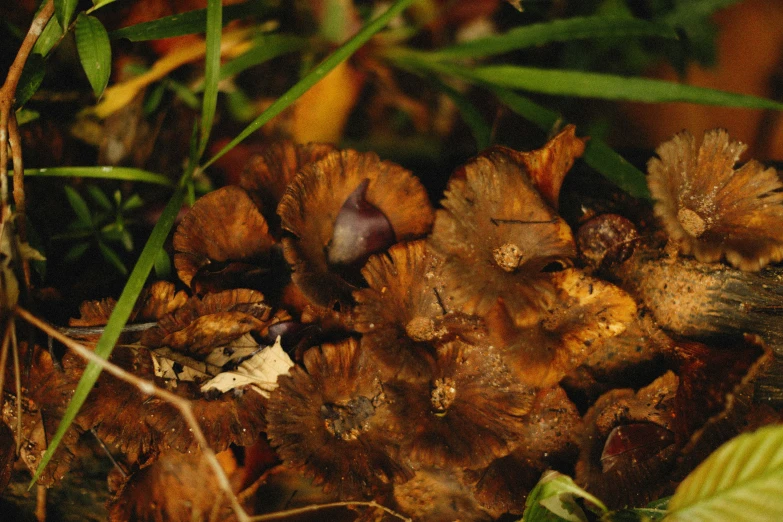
5;128;782;520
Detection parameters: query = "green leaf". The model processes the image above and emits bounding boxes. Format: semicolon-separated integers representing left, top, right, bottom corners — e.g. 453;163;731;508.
53;0;78;31
661;0;742;26
433;15;678;59
64;186;93;226
75;14;112;97
444;64;783;110
32;17;63;57
23;166;174;186
97;241;128;275
90;0;120;11
64;242;91;263
15;108;40;126
14;54;46;108
664;425;783;521
522;471;607;522
488;87;650;199
109;0;270;41
121;194;144;212
204;0;417;169
85;185;112;211
143;81;167;115
198;0;223;158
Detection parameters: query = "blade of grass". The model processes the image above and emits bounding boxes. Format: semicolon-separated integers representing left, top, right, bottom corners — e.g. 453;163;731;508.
203;0;417;169
197;0;222;158
109;0;270;41
433;79;491;150
442;63;783;109
432;15;677;59
30;179;188;486
216;34;307;84
23;166;174;186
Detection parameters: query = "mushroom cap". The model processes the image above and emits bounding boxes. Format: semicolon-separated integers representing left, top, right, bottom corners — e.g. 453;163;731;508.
428;146;575;324
393;468;493;522
575;371;679;509
647;129;783;271
487;268;637;388
278;149;434;311
386;340;535;469
467;385;582;517
240;140;336;230
354;240;485;380
265;338;412;499
173;185;275;288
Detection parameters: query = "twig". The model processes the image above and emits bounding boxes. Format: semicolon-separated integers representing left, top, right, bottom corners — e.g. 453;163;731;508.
15;306;251;522
248;501;412;521
0;0;53;279
8;114;30;285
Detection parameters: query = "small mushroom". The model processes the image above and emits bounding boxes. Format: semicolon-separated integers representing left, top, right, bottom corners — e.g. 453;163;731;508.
486;269;637;388
172;185;278;293
393;468;493;522
386;340;535;469
240;140;336;234
647;129;783;271
265;338;412;499
428;145;575;325
278;149;434;312
575;371;679;509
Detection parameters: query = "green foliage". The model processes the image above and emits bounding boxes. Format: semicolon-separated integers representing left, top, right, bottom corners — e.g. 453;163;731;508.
664;425;783;521
75;14;111;97
58;185;143;276
521;471;607;522
53;0;78;31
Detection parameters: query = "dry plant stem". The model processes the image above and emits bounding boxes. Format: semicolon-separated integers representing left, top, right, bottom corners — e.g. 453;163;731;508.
248;501;412;522
0;0;53;226
35;485;46;522
14;307;252;522
8;114;30;285
0;316;22;452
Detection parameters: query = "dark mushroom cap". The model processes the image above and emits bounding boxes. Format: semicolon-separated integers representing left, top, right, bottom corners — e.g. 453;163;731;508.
278;149;434;311
265;338;412;499
648;129;783;271
393;468;493;522
173;185;275;288
386;340;535;469
428;146;575;325
575;371;679;509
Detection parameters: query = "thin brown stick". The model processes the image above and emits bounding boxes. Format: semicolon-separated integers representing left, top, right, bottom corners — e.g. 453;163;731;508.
7;114;30;285
248;501;412;522
15;306;251;522
0;0;54;209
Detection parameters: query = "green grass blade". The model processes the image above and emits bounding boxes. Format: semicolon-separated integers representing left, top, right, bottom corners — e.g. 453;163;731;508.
203;0;417;169
662;0;741;25
433;15;677;59
23;166;174;186
63;186;93;226
437;80;491;150
198;0;222;158
451;65;783;109
109;0;270;41
30;183;187;486
216;34;307;83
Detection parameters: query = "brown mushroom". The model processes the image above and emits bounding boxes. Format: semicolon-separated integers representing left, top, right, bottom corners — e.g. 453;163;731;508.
647;129;783;271
386;340;535;470
278;149;434;312
392;468;493;522
575;372;679;509
428;145;575;325
486;268;637;388
240;140;336;234
265;338;412;499
173;185;280;295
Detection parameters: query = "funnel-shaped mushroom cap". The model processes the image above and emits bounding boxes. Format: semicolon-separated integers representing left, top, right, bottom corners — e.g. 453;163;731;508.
648;129;783;271
354;240;485;380
278;149;434;311
487;269;637;388
173;185;275;288
386;340;535;469
429;146;575;325
240;140;336;231
265;338;412;499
